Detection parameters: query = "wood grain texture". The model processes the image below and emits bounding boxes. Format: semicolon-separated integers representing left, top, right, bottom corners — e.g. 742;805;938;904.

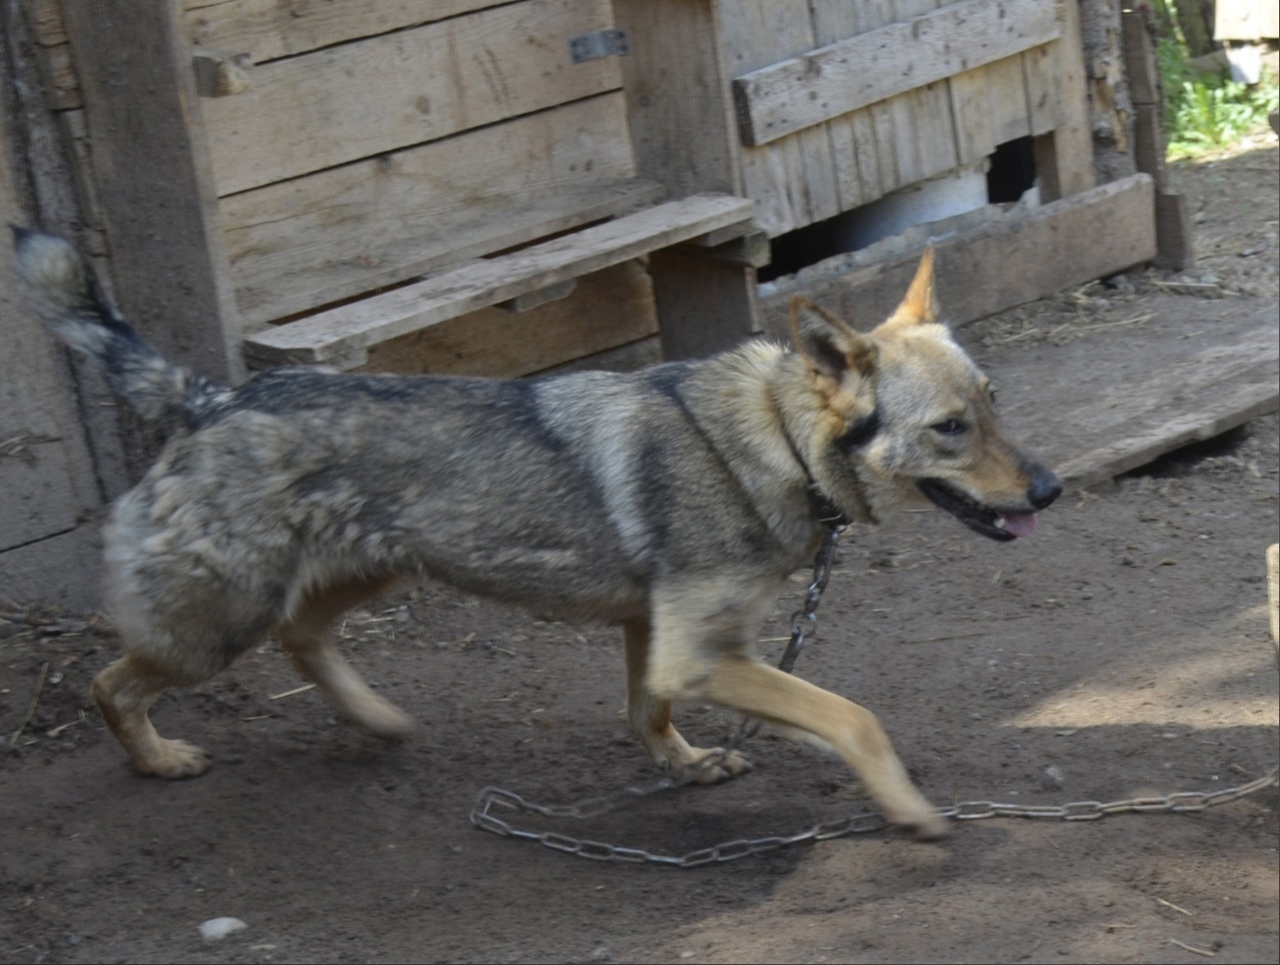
244;194;755;366
184;0;500;63
733;0;1061;146
61;0;244;386
201;0;622;195
761;175;1158;337
220;92;651;328
358;260;657;377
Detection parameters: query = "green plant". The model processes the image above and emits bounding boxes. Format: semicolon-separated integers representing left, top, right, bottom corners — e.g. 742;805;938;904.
1157;37;1280;158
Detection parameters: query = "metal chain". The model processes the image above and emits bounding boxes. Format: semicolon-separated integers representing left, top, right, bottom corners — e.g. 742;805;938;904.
470;766;1279;868
469;523;1278;865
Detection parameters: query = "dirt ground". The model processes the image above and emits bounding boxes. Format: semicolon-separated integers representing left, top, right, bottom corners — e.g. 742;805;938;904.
2;137;1277;965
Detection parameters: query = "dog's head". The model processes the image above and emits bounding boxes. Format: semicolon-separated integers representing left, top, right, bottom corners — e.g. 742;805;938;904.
788;247;1061;540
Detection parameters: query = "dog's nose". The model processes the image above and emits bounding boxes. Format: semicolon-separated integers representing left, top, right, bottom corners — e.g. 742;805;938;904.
1027;464;1063;510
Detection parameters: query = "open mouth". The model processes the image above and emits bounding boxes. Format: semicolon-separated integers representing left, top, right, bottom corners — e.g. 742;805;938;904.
917;479;1037;542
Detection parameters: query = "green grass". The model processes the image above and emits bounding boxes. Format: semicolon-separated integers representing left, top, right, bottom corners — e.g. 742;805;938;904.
1158;38;1279;158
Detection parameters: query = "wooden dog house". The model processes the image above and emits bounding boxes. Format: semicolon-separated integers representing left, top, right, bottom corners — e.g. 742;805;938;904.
3;0;1162;606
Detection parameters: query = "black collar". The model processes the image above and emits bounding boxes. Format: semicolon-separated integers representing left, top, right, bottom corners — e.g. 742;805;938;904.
780;428;849;527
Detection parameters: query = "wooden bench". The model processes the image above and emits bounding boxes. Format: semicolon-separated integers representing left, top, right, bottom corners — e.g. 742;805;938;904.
243;193;757;371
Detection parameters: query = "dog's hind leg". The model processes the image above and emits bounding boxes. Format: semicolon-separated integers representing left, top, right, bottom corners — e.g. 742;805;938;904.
275;574;415;738
623;620;751;784
92;652;214;778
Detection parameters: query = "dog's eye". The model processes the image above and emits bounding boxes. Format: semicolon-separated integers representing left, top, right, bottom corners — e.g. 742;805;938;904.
932;419;966;436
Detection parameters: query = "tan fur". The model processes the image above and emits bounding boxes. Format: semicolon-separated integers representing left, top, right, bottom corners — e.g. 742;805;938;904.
17;230;1061;840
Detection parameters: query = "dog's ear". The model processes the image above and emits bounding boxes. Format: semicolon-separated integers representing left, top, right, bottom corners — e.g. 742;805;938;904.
882;245;940;328
789;295;878;381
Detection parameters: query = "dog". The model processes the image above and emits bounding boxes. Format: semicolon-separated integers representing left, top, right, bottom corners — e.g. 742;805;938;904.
15;228;1060;839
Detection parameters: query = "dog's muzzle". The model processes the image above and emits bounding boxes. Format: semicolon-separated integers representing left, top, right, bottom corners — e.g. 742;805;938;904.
918;465;1061;542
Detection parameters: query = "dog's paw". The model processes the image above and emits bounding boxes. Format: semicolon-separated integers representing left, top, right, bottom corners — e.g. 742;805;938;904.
137;739;213;779
894;810;950;841
346;694;416;739
679;747;754;785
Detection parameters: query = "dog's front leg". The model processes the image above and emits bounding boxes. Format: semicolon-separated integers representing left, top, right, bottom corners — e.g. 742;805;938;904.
697;656;948;839
622;619;751;783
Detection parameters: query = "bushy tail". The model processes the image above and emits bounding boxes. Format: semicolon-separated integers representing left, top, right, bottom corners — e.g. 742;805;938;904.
12;227;231;437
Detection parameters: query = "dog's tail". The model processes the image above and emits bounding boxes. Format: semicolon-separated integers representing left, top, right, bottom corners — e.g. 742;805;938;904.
12;227;231;436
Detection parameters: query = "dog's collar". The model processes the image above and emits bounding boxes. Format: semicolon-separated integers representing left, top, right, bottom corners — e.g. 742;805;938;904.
780;428;850;527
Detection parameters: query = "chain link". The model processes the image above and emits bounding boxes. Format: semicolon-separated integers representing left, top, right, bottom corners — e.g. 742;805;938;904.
469;523;1278;866
471;766;1279;868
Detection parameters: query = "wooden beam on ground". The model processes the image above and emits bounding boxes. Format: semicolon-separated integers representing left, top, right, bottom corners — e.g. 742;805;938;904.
760;173;1156;338
732;0;1062;147
984;297;1279;491
244;194;755;368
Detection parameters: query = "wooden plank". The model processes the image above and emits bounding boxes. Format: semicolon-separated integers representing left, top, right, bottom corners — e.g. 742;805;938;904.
359;261;657;377
614;0;741;197
0;99;98;550
812;2;888;206
220;93;652;328
61;0;244;387
986;52;1032;145
184;0;501;64
976;298;1279;491
1052;359;1278;489
760;174;1157;337
1032;0;1094;201
244;194;756;366
720;0;838;235
887;79;960;188
949;65;997;164
613;0;761;357
0;526;105;611
1268;542;1279;646
1214;0;1280;40
733;0;1062;146
1021;43;1065;136
201;0;622;196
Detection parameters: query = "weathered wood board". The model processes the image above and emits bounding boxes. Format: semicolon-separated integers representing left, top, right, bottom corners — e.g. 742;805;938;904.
732;0;1062;147
244;193;755;367
200;0;622;195
221;91;651;329
761;174;1157;335
977;297;1280;491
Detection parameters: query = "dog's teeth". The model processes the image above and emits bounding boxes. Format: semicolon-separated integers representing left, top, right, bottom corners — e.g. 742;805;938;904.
994;517;1007;530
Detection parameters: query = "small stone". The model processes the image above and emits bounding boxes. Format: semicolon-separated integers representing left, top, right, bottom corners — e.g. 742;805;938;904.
199;917;247;941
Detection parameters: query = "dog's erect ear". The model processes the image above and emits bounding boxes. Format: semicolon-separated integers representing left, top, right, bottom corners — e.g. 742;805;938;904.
789;295;878;381
882;245;940;328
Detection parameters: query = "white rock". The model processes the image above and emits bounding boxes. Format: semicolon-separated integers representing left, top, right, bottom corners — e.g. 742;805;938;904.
199;917;248;941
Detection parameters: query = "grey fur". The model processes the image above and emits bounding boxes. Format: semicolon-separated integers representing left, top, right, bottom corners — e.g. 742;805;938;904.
16;230;1059;840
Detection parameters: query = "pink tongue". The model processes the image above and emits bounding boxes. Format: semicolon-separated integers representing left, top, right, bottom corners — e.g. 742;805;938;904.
1000;512;1038;538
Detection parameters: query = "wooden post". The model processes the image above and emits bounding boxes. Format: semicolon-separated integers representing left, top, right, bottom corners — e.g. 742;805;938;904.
1032;0;1096;201
613;0;760;358
60;0;244;386
1122;9;1195;271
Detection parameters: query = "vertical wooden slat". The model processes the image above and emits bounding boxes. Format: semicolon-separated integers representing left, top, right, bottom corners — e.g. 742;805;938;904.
949;66;997;165
614;0;759;356
1034;0;1096;201
1022;43;1066;136
60;0;244;385
985;53;1033;146
721;0;838;235
809;3;873;209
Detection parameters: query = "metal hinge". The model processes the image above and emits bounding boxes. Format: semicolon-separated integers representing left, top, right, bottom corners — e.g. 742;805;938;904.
569;28;629;64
